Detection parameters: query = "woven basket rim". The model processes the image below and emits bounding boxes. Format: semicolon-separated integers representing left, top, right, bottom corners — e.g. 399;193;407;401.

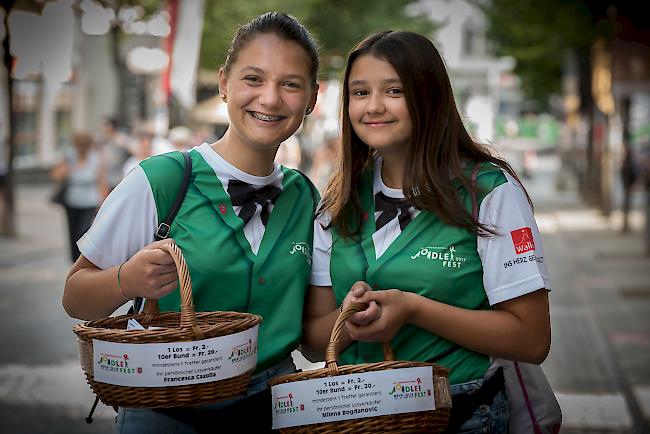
74;311;262;344
73;311;262;335
73;244;262;344
269;360;450;387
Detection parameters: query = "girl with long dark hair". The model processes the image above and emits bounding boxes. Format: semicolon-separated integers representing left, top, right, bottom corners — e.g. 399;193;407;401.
302;31;551;433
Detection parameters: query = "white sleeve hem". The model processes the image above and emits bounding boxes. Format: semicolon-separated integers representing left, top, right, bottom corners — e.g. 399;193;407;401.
78;235;116;270
486;274;550;305
311;214;333;287
76;166;157;270
310;272;332;287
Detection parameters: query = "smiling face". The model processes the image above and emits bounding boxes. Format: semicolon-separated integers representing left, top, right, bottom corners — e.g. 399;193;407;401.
219;33;317;155
347;54;412;157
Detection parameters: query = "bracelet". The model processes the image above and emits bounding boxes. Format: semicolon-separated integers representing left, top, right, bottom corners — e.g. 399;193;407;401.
117;263;131;301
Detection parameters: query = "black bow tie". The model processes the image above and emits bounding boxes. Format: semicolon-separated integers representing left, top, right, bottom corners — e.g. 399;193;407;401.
374;191;414;231
227;179;281;226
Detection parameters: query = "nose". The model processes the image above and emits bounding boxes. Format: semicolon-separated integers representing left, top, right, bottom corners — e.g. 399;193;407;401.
365;92;385;115
259;84;282;108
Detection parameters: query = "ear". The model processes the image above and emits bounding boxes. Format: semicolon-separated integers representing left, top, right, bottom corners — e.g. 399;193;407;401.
218;68;228;99
307;82;319;114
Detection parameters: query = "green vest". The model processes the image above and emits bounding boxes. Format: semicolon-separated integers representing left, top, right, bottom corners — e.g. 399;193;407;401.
140;150;318;373
329;163;507;385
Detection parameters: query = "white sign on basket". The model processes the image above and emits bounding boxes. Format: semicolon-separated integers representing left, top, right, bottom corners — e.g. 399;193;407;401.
271;366;435;429
92;325;258;387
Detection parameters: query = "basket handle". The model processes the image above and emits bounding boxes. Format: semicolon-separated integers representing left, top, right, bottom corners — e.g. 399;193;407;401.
141;243;203;337
325;302;394;376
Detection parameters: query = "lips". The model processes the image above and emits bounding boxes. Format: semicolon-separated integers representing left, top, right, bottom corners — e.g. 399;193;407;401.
249;111;286;122
362;120;396;126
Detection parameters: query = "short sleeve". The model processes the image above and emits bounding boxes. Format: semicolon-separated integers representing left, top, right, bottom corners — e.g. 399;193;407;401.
310;212;333;286
477;172;551;305
78;166;158;269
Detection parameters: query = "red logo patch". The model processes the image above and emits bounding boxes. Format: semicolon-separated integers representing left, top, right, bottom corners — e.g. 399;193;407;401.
218;204;227;215
511;227;535;254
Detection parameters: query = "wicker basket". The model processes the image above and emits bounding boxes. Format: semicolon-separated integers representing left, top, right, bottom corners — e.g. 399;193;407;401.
269;303;451;433
74;242;262;408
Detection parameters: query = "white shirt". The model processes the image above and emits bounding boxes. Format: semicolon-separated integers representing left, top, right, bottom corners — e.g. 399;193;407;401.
310;160;551;306
78;143;284;269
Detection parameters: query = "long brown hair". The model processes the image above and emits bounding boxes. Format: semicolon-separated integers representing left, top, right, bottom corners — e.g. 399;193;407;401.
321;31;529;237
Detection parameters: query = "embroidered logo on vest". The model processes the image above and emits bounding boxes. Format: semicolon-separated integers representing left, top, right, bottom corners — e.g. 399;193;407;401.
410;245;466;268
290;242;312;265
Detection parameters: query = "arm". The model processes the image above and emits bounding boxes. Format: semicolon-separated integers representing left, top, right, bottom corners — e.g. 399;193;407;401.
50;158;70;183
300;284;340;362
62;166;171;320
301;215;380;361
63;239;179;320
301;281;381;362
349;173;552;363
350;288;550;364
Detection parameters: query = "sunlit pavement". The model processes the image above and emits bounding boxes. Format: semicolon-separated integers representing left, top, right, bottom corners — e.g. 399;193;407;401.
0;155;648;433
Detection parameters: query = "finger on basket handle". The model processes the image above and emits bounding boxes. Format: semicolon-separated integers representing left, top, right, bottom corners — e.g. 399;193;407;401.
142;243;201;336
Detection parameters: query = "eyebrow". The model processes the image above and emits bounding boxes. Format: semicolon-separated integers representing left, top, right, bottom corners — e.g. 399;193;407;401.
348;78;402;86
239;66;307;82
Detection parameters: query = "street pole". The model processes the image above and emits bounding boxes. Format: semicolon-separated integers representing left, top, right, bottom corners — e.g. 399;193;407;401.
1;0;16;236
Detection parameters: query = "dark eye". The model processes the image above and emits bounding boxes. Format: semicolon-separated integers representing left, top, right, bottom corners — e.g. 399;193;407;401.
351;89;368;97
387;87;403;95
282;81;302;90
243;75;261;85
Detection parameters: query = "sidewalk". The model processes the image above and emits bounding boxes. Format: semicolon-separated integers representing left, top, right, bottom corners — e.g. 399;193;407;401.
0;161;648;433
527;165;649;433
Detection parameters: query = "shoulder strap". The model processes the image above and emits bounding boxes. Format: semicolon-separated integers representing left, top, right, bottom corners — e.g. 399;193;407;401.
133;150;192;314
154;150;192;240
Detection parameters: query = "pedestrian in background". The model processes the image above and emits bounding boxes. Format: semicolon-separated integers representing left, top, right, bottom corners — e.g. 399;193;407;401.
50;132;102;262
308;129;339;191
62;11;319;433
301;31;551;433
275;134;302;169
168;126;194;151
122;126;154;177
97;117;132;198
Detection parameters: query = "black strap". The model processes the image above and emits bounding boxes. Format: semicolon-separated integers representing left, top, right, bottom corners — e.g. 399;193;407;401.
85;396;100;423
154;150;193;240
134;151;192;314
87;151;192;423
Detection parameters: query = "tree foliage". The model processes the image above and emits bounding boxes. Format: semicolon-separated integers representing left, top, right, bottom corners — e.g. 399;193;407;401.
200;0;433;77
477;0;611;106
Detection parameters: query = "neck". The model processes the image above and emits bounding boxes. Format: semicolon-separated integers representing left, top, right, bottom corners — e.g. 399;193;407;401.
211;130;277;177
379;152;407;189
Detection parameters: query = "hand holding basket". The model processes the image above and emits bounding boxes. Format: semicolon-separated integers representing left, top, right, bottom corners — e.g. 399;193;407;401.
74;243;262;408
269;302;452;433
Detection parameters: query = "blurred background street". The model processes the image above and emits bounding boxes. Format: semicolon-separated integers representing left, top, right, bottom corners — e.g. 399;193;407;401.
1;0;649;433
